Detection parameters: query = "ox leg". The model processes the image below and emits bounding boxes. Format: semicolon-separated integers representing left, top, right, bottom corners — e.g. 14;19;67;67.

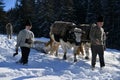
63;52;67;60
55;43;59;57
43;47;49;54
55;50;58;57
60;39;67;60
74;53;77;62
43;41;52;54
10;34;12;39
73;46;79;62
80;44;84;56
77;44;84;59
84;42;90;60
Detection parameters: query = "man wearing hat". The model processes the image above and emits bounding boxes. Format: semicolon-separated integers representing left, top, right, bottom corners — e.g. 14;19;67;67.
89;15;105;70
15;20;34;65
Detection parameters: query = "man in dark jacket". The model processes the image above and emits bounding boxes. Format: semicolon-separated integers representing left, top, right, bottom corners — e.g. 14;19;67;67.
90;15;105;70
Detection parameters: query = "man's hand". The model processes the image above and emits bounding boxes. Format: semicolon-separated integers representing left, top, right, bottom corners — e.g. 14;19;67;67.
95;39;100;45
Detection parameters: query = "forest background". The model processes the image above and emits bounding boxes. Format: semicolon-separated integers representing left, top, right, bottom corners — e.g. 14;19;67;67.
0;0;120;50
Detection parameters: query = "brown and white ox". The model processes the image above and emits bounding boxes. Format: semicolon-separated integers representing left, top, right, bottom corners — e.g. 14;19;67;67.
78;23;96;59
79;23;107;59
6;23;13;39
48;21;84;62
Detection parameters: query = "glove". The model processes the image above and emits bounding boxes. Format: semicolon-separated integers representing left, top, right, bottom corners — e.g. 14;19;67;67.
13;48;18;57
13;52;18;57
25;39;33;44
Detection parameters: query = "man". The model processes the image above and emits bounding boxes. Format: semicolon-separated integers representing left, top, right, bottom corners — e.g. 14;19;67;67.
6;23;13;39
15;20;34;65
90;15;105;70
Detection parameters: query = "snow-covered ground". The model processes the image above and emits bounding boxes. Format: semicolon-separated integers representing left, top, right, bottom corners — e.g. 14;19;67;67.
0;34;120;80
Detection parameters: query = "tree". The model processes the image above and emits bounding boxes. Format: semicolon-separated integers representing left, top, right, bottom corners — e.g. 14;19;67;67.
4;0;120;49
73;0;88;24
106;0;120;49
0;0;7;34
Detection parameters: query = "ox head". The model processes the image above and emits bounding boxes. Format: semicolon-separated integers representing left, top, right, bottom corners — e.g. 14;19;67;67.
74;28;85;43
67;27;85;45
78;23;94;43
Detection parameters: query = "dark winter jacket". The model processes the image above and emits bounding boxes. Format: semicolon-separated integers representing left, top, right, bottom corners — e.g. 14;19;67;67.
90;25;104;45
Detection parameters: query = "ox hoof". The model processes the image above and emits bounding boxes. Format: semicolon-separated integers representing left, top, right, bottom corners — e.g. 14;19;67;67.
63;55;67;60
55;54;58;57
55;53;58;57
74;59;77;62
85;56;89;60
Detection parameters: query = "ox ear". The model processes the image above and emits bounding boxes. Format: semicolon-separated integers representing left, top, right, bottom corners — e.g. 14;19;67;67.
74;28;81;32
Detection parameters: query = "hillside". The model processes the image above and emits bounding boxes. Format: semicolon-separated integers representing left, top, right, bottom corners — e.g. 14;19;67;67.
0;34;120;80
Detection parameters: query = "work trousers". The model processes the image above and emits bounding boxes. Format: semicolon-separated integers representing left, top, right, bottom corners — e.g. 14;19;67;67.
91;45;105;67
20;47;30;64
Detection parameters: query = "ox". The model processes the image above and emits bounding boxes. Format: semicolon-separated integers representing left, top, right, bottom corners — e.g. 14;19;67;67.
6;23;13;39
78;23;108;60
50;21;84;62
76;23;96;60
78;23;93;59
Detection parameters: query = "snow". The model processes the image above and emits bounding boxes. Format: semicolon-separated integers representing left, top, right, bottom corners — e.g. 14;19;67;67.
0;34;120;80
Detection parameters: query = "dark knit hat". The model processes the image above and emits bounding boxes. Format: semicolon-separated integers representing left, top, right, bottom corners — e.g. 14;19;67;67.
25;19;32;26
97;15;104;22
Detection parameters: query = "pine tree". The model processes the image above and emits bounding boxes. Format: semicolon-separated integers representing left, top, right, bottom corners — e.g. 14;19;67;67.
16;0;36;32
0;0;5;19
106;0;120;49
0;0;7;34
58;0;75;22
73;0;88;24
4;0;120;49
